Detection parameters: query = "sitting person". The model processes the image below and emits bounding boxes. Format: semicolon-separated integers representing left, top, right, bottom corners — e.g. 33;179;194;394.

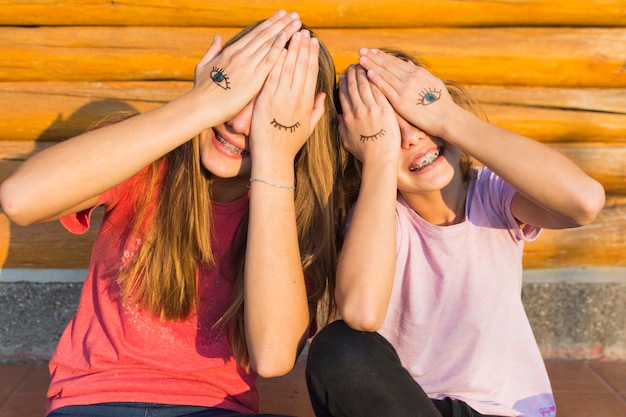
305;48;605;417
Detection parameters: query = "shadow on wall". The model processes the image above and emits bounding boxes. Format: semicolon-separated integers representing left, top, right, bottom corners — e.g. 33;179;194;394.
1;100;138;272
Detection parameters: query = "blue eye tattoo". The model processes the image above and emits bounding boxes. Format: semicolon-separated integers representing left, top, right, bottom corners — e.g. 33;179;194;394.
360;129;386;142
417;87;441;106
271;118;301;133
210;67;230;90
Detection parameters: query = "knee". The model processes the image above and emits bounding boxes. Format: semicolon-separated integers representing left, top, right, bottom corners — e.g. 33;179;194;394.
306;320;383;380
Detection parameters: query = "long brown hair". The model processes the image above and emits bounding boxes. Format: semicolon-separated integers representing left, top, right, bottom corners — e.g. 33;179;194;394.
112;23;343;369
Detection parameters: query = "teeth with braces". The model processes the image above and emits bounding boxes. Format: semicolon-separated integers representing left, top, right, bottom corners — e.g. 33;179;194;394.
412;150;440;171
216;134;243;155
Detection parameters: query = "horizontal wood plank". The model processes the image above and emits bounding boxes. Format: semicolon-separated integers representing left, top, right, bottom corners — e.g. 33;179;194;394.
2;27;626;87
0;82;625;143
1;0;625;27
1;146;625;198
1;198;623;269
0;207;100;269
2;145;624;269
523;197;626;268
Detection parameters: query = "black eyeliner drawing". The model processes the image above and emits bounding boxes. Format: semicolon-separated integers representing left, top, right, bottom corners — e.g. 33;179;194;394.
360;129;386;142
271;118;301;133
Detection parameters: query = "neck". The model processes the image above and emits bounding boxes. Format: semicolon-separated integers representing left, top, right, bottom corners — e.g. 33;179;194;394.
402;177;468;226
210;176;249;203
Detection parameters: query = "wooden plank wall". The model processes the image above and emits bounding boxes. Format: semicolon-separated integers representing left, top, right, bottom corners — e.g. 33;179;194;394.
1;0;625;271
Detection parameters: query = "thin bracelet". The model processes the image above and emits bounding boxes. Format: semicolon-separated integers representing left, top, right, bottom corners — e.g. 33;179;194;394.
248;178;295;190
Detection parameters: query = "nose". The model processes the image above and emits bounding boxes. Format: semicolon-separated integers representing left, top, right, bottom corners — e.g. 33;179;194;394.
398;117;428;149
226;101;254;136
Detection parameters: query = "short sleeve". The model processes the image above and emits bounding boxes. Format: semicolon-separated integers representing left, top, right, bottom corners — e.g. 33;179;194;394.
59;165;153;235
482;168;542;242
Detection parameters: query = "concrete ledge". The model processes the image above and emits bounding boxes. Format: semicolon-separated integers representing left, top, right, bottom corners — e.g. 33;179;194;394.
523;280;626;360
0;268;87;283
1;268;625;362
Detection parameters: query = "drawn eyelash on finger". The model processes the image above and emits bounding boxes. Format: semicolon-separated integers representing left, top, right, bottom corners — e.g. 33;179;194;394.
210;67;231;90
271;119;301;133
360;129;386;142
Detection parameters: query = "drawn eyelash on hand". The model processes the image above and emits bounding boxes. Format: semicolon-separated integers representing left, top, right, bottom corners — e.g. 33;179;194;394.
210;67;231;90
360;129;386;142
417;87;441;106
271;119;301;133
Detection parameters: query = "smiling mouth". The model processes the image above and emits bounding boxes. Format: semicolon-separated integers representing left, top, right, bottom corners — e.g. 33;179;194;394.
216;134;249;156
409;148;442;172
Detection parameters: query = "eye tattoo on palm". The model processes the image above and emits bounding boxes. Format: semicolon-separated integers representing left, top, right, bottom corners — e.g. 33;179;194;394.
360;129;386;142
271;118;301;133
210;67;230;90
417;87;441;106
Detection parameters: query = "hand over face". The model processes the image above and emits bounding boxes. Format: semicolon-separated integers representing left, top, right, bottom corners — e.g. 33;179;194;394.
358;49;454;138
249;29;327;166
193;10;303;124
338;65;401;166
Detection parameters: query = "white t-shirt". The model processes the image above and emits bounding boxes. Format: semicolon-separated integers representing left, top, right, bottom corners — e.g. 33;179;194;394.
379;167;556;417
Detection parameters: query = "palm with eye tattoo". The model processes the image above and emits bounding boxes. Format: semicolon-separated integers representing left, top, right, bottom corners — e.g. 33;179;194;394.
338;65;401;167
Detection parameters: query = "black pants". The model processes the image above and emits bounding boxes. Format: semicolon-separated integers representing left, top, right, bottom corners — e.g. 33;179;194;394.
305;320;503;417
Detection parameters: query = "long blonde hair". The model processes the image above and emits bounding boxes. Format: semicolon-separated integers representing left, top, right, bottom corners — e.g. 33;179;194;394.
110;23;343;369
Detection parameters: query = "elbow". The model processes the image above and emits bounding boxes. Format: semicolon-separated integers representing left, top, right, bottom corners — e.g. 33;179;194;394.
571;182;606;227
339;302;386;333
251;352;297;378
249;328;307;378
0;180;35;226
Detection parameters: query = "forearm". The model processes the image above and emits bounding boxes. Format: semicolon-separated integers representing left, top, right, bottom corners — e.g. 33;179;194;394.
0;90;217;225
244;162;310;377
336;160;397;331
442;107;605;226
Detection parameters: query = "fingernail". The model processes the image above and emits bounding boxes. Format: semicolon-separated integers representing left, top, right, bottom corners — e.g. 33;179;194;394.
289;12;299;19
359;48;369;55
301;30;310;38
276;10;287;17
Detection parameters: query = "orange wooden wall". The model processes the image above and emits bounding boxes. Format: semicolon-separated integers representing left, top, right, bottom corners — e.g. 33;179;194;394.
1;0;625;270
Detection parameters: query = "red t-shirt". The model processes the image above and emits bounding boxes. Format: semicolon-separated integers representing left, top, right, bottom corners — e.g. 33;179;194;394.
47;170;265;414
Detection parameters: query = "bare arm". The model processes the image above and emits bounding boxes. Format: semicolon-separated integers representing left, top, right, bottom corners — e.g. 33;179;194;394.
359;48;605;229
440;110;605;229
244;30;327;377
334;66;401;332
0;10;302;225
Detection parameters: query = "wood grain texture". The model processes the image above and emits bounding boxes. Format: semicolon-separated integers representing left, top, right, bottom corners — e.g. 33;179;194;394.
1;0;625;27
1;0;624;272
0;208;101;269
2;198;622;270
1;82;625;142
1;142;624;269
0;82;625;194
523;196;626;268
2;27;625;87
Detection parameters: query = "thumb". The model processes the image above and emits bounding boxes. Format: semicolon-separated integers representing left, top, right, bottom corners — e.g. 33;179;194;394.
197;35;223;69
308;92;327;134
